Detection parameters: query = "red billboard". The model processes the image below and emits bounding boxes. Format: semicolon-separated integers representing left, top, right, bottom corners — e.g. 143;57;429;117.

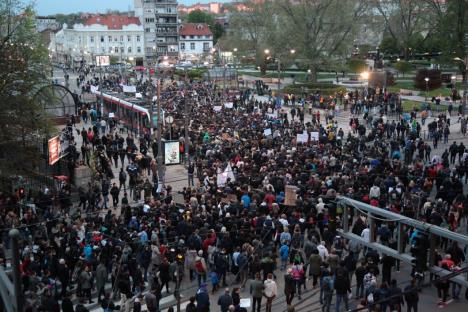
48;136;60;165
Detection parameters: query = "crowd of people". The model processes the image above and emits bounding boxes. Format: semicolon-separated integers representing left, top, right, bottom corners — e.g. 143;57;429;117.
0;67;467;312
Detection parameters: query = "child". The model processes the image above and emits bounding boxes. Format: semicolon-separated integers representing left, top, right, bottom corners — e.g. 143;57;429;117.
280;241;289;270
210;271;219;294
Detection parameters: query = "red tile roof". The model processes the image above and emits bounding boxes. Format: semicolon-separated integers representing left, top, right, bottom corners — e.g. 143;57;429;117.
179;23;212;36
84;14;141;30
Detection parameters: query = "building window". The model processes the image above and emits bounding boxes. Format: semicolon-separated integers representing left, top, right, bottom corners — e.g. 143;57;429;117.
137;46;141;53
145;28;151;33
109;47;112;53
114;37;117;42
120;47;124;53
114;47;119;53
145;18;154;23
190;35;194;39
108;36;112;42
128;47;132;53
90;36;94;43
203;42;209;51
146;47;152;53
180;43;185;50
181;35;186;39
127;35;131;42
190;42;195;50
101;47;105;52
120;36;123;41
100;36;104;42
136;35;140;42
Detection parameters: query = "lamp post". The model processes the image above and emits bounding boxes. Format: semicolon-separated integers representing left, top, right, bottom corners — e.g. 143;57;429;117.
264;48;295;92
424;77;429;102
233;48;238;89
454;57;467;115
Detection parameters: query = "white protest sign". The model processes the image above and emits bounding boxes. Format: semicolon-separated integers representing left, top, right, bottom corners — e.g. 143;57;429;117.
311;131;319;141
213;106;222;112
264;128;272;136
224;102;233;109
123;85;137;93
296;132;308;143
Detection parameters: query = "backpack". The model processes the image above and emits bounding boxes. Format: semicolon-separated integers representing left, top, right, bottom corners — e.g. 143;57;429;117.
195;259;205;273
237;253;248;268
322;276;333;292
119;171;127;182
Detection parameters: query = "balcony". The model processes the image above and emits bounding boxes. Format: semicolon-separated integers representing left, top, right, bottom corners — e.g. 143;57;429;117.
156;11;178;16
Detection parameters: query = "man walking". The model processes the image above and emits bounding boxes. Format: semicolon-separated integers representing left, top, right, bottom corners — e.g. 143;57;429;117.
217;288;233;312
334;268;351;312
404;279;419;312
250;272;264;312
263;273;277;312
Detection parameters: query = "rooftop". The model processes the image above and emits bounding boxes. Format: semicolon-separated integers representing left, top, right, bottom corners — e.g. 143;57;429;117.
84;14;141;30
179;23;212;36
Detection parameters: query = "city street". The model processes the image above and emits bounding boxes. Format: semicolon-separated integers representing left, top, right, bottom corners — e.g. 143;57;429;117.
52;69;468;312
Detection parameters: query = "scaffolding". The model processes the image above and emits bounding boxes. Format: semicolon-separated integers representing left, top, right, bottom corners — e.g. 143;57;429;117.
337;196;468;288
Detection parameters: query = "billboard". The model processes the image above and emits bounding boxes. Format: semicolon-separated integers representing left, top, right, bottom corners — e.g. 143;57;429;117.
95;55;110;66
164;141;180;165
48;136;60;165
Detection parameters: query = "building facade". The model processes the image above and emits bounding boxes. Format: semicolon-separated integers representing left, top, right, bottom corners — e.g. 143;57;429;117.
54;14;145;67
135;0;179;65
178;23;213;61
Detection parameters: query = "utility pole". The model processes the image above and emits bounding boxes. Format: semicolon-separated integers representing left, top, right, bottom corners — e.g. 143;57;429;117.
277;58;281;92
98;56;103;116
156;80;164;192
10;229;22;312
184;95;190;170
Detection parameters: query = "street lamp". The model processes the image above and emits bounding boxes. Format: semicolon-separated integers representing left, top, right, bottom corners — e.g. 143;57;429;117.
264;49;270;55
360;71;369;80
424;77;430;102
233;48;238;88
290;49;296;54
454;57;467;114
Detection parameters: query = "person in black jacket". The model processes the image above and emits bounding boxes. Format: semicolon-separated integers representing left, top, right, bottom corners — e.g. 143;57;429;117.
61;292;74;312
388;279;404;312
334;268;351;312
404;279;419;312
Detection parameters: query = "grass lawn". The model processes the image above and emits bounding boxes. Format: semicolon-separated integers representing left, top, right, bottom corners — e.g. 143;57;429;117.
401;100;423;112
237;70;337;81
388;81;463;98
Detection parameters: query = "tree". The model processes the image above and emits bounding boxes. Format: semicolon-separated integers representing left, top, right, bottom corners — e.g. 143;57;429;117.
379;36;400;56
211;23;225;45
0;1;52;188
414;69;441;91
275;0;369;81
221;0;277;73
394;60;412;77
373;0;430;59
185;9;214;25
347;58;367;74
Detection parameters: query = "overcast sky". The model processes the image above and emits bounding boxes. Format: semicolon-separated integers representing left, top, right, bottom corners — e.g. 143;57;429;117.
34;0;228;15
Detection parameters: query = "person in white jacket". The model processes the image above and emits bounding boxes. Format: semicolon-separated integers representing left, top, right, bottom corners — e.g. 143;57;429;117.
263;273;277;312
317;241;329;261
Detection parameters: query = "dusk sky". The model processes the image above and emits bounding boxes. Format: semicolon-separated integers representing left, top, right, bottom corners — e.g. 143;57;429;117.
34;0;228;15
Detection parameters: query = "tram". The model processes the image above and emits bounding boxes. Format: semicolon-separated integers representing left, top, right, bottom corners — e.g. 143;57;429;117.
92;89;152;133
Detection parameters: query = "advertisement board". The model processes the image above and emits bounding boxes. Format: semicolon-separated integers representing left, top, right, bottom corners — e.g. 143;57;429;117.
95;55;110;66
48;136;60;165
164;141;180;165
